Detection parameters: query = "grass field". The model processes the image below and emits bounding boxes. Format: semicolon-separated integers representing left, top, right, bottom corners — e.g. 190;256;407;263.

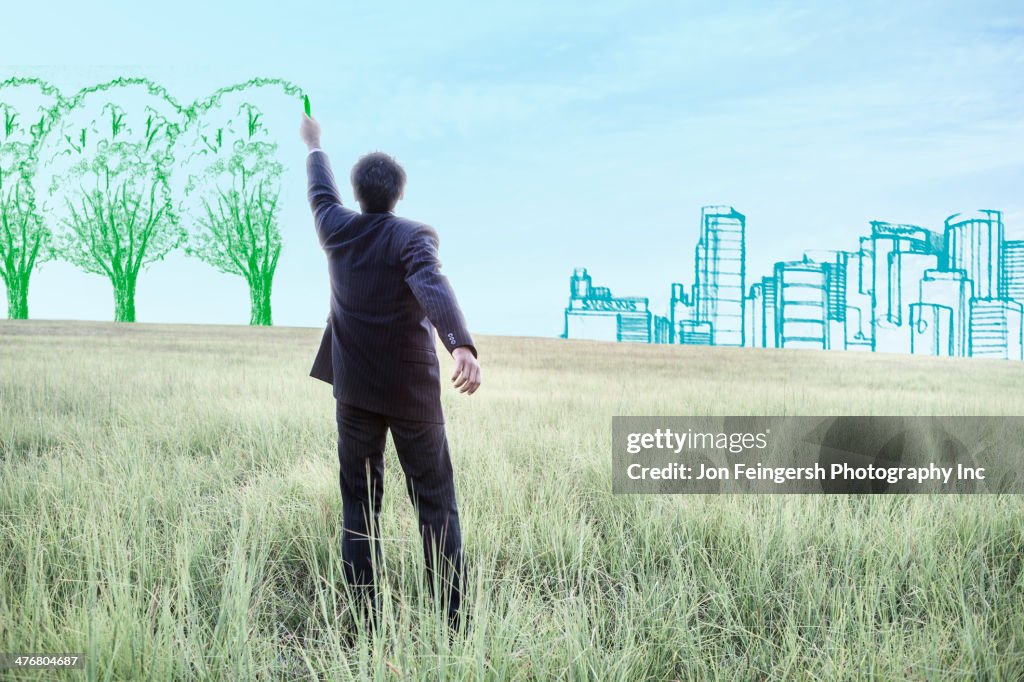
1;320;1023;680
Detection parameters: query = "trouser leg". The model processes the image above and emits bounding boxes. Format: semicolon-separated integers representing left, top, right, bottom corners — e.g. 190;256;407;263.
388;417;463;624
335;401;388;616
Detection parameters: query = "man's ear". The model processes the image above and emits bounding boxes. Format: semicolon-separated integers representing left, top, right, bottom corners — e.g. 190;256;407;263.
399;189;405;201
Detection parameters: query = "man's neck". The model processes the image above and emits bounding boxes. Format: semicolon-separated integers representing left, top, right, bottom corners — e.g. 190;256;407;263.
359;205;395;215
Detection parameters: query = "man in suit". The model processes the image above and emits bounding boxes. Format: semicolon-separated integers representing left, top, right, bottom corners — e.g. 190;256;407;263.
300;113;481;630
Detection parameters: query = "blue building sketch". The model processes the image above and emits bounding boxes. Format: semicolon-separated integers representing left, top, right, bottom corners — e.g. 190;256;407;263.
947;210;1002;299
916;270;972;357
669;206;746;346
1004;240;1024;303
773;257;831;350
563;207;1024;361
563;267;653;343
969;298;1023;360
869;222;943;355
695;206;746;346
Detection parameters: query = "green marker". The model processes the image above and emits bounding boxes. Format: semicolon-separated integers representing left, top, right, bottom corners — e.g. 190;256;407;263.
303;94;311;117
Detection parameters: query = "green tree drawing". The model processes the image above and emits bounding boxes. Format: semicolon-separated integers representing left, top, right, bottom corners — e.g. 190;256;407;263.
184;103;283;326
44;80;186;322
0;79;61;319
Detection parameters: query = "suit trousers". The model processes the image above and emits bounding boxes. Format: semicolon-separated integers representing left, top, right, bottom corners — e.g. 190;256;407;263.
335;400;463;623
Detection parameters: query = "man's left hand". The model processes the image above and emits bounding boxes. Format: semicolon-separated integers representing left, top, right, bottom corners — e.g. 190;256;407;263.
451;347;481;395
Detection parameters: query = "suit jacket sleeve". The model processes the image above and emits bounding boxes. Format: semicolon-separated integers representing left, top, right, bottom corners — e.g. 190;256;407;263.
400;225;477;358
306;150;350;385
307;150;358;246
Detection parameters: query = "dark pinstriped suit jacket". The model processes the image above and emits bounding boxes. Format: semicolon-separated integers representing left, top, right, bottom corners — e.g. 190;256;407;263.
306;150;476;424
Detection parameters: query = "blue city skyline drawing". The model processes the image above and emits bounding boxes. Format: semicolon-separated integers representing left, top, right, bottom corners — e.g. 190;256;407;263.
563;208;1024;361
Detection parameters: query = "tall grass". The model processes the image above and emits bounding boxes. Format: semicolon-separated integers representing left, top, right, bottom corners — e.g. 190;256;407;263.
1;320;1022;680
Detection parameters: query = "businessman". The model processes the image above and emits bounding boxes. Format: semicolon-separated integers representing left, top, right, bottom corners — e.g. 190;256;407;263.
300;113;481;630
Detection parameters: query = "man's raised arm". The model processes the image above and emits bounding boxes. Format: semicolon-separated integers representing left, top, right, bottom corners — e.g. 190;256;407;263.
300;114;357;246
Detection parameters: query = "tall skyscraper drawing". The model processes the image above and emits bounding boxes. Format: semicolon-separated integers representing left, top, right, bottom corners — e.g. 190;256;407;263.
693;206;746;346
946;210;1003;299
563;268;653;343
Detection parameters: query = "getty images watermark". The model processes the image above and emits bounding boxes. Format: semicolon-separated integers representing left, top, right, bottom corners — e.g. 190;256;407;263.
612;417;1024;494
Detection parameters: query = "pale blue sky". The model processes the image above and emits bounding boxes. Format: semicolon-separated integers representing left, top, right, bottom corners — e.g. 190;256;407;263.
2;1;1022;336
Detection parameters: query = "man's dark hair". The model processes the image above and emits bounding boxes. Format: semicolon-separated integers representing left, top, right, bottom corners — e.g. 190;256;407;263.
350;152;407;212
